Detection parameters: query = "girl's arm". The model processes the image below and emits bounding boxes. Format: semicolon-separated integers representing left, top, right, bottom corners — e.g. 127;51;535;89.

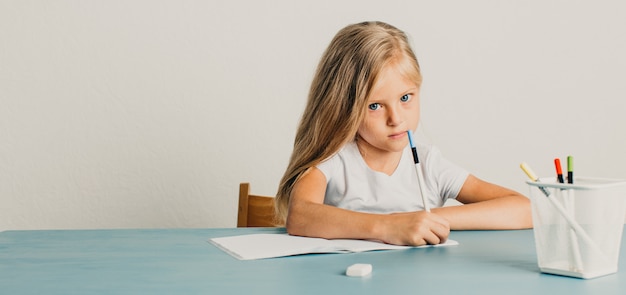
432;175;533;230
286;167;450;246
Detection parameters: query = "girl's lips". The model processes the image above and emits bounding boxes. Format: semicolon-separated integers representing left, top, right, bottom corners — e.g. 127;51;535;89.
389;131;407;139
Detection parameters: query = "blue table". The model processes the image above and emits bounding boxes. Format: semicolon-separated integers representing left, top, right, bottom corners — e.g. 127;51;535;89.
1;228;625;294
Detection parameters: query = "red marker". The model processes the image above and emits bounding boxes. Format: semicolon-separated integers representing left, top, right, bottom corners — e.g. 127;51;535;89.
554;158;565;183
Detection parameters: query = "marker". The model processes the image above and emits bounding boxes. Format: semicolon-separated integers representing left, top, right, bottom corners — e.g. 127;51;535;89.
554;158;565;184
559;156;580;271
407;130;430;212
567;156;574;184
520;162;550;196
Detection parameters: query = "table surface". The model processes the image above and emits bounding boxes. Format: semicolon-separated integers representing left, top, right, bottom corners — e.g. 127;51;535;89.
1;227;625;294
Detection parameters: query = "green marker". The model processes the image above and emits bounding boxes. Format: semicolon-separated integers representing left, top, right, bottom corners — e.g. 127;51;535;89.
567;156;574;184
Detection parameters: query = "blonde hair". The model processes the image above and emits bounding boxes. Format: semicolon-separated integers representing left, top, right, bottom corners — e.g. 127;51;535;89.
275;21;422;223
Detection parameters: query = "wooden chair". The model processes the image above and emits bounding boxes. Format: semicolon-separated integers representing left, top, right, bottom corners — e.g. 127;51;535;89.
237;183;278;227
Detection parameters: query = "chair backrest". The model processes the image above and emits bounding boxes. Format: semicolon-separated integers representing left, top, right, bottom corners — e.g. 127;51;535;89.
237;183;278;227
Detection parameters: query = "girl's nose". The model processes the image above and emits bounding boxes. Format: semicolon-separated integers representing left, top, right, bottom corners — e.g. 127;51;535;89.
387;106;403;126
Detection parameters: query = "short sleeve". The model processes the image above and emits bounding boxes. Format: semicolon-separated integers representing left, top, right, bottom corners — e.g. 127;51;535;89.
420;144;469;202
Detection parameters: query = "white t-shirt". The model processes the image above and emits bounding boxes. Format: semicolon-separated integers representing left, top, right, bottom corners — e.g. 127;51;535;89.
316;140;469;214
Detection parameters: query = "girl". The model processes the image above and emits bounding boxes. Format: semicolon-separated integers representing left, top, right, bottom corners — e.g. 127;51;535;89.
275;21;532;246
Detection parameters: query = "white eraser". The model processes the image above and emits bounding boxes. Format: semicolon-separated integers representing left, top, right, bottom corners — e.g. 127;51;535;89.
346;263;372;277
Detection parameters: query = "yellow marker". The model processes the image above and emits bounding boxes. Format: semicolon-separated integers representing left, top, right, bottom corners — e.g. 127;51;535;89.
520;162;550;196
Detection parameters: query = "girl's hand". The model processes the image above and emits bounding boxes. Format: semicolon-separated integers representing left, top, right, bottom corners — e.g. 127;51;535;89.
380;211;450;246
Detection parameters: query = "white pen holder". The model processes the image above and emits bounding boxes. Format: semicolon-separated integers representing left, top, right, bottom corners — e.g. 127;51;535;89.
527;177;626;279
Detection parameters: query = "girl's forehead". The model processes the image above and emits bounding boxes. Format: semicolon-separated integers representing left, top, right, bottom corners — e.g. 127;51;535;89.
387;57;421;83
367;66;419;100
369;57;419;89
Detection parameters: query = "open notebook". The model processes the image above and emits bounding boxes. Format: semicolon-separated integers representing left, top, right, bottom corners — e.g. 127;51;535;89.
210;233;458;260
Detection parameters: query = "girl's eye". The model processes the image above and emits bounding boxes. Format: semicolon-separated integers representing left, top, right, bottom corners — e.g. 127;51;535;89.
368;103;381;111
400;94;411;102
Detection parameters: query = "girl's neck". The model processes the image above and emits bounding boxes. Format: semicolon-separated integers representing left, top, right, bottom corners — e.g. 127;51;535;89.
355;137;403;176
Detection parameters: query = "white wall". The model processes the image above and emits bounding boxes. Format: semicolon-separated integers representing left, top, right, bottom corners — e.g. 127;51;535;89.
1;1;625;230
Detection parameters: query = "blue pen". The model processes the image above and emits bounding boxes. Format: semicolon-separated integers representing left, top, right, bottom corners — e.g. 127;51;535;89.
407;130;430;212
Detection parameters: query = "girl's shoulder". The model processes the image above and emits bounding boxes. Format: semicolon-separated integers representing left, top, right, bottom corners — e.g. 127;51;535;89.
316;141;361;175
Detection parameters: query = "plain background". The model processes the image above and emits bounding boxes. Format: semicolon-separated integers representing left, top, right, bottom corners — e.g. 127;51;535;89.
1;1;625;230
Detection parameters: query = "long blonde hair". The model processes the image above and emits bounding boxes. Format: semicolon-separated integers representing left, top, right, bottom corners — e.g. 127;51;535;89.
275;21;422;223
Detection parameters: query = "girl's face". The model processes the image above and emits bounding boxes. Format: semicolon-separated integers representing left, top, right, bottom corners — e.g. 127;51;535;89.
356;63;420;156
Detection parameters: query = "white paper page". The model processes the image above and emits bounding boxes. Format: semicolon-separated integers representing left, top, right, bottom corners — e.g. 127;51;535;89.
210;234;339;260
210;233;458;260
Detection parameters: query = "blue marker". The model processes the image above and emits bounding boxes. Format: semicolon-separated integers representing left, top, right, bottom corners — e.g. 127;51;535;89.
407;130;430;212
